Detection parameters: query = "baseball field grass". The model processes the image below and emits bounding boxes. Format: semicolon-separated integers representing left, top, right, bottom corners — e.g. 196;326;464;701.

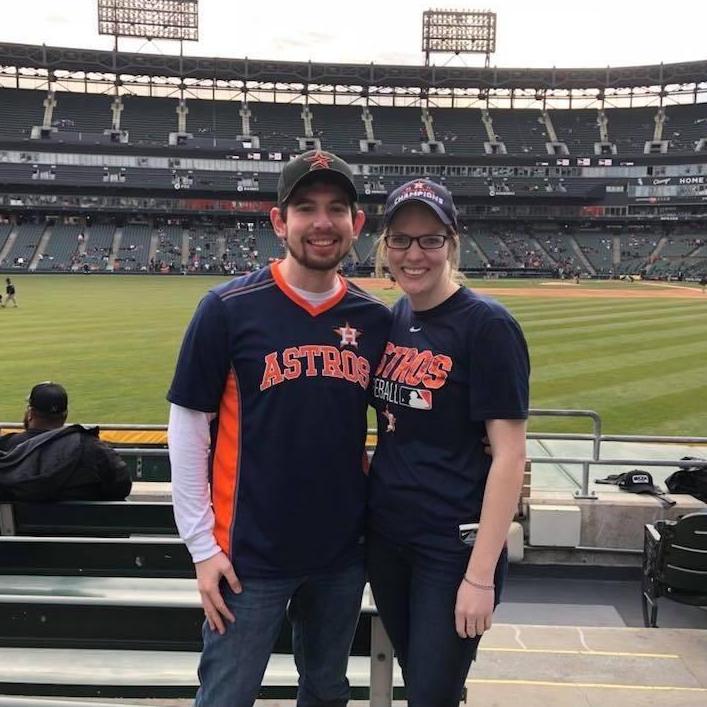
1;274;706;436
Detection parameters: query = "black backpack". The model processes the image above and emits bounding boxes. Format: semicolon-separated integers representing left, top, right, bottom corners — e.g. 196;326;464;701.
665;458;707;504
0;424;132;502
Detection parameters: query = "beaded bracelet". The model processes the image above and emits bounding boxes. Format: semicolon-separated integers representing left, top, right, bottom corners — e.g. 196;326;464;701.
462;575;494;591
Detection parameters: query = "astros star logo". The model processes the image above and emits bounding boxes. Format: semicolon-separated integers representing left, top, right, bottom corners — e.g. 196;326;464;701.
382;406;396;433
305;150;333;171
334;322;361;348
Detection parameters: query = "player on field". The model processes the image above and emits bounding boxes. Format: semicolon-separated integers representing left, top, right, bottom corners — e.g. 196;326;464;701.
369;179;530;706
2;278;17;307
167;150;391;706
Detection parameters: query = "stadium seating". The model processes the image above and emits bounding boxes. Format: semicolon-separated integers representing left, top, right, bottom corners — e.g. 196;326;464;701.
472;228;521;267
187;226;223;272
429;107;488;155
573;231;615;274
81;224;116;271
663;104;707;152
180;98;242;142
619;233;660;274
223;227;259;272
534;227;581;273
35;224;82;271
354;231;378;267
51;92;114;136
0;224;12;255
249;102;306;152
0;88;44;139
605;107;656;154
117;224;152;271
488;109;547;154
642;513;707;627
549;109;600;154
500;229;556;270
458;232;488;269
0;498;398;701
368;106;423;152
255;228;283;264
0;223;45;269
0;85;705;158
152;225;184;271
311;105;367;154
121;95;178;144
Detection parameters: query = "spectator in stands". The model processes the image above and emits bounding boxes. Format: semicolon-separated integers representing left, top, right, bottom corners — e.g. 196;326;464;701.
2;278;17;307
167;150;391;707
0;382;69;451
370;179;528;706
0;381;131;501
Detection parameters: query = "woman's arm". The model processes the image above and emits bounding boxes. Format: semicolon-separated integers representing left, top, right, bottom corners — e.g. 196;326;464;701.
454;418;527;638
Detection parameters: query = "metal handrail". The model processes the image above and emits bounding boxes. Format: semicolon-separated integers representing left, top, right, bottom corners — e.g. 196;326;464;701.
5;410;707;500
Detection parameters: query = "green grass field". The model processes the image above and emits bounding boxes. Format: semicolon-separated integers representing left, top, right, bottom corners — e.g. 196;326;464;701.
2;274;706;436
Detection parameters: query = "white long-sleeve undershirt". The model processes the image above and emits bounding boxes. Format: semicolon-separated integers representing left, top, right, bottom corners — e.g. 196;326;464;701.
168;403;219;563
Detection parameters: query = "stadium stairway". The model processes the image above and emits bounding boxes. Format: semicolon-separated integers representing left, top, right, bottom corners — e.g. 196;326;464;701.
28;227;52;271
107;228;122;272
0;229;17;266
569;236;596;275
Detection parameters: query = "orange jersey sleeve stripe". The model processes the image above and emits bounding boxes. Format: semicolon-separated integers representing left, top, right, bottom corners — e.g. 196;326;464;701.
212;370;241;556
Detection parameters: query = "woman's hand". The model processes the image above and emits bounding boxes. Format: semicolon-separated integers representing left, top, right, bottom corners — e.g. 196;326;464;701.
454;579;494;639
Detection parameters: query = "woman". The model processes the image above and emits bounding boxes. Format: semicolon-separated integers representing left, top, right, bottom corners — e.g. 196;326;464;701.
368;179;530;706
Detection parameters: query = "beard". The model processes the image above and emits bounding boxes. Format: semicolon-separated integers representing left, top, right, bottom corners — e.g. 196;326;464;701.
285;238;352;272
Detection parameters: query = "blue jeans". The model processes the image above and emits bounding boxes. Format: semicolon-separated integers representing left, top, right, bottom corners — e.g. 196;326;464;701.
367;532;507;707
195;560;365;707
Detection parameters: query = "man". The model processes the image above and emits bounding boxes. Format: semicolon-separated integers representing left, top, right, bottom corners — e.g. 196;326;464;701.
0;382;68;451
0;381;131;501
2;278;16;307
167;150;391;706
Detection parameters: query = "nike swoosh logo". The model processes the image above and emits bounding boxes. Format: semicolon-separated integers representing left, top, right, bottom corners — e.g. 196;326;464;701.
409;326;422;333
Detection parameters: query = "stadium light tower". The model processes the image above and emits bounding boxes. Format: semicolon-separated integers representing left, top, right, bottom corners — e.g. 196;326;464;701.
422;8;496;67
97;0;199;50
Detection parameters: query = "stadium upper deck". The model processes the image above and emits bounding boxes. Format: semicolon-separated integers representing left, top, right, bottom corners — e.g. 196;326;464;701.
0;41;704;157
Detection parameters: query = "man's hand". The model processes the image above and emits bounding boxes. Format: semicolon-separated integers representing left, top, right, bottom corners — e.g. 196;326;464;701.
454;580;494;639
195;552;242;635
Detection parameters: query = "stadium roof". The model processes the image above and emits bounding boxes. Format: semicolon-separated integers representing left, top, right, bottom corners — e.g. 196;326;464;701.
0;42;705;91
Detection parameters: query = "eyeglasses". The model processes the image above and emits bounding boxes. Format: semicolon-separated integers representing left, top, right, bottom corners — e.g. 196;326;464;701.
384;234;449;250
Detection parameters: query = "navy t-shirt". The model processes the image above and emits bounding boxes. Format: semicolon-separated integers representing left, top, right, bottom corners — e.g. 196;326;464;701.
368;287;529;555
168;263;391;578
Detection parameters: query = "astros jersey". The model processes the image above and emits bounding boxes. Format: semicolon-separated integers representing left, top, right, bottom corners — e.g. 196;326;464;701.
368;287;529;555
168;262;391;577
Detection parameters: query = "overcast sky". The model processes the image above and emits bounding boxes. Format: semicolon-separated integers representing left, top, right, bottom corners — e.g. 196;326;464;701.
1;0;705;69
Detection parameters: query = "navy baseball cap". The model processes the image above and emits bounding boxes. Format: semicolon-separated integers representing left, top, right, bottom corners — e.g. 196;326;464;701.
384;179;459;231
27;382;68;415
278;150;358;206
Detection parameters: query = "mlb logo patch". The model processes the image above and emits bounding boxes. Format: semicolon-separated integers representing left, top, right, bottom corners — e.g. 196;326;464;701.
399;387;432;410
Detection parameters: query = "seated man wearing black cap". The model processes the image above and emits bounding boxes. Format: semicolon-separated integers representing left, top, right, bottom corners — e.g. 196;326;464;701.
0;382;69;451
0;381;131;501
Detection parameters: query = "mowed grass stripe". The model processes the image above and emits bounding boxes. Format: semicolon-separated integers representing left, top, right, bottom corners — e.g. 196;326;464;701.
502;298;688;318
537;383;707;436
531;338;707;383
528;322;707;359
510;303;702;329
522;309;706;341
533;356;707;401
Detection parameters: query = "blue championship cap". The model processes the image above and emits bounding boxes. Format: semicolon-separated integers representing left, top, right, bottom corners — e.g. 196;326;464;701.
383;178;459;231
